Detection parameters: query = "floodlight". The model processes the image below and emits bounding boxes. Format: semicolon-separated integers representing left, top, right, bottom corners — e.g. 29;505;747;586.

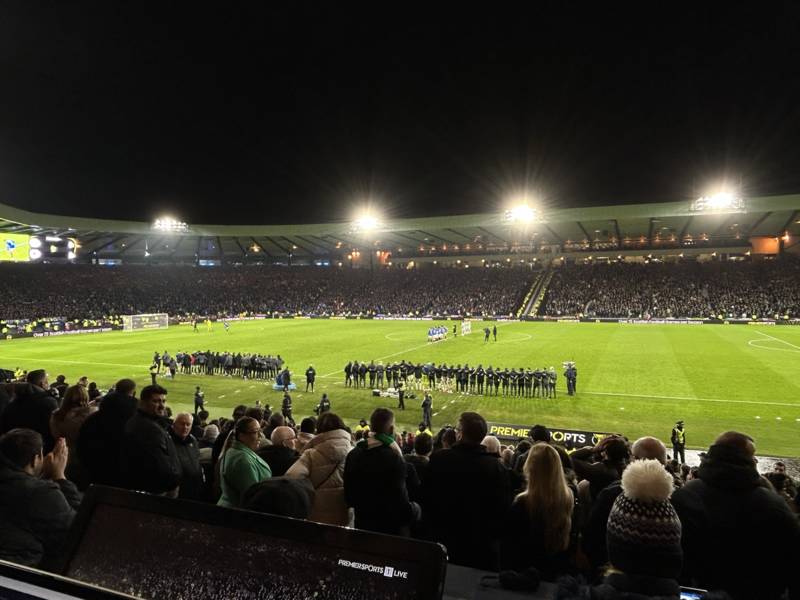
29;237;42;249
67;251;76;260
690;190;745;213
29;248;42;260
351;211;382;233
505;204;537;223
153;216;189;232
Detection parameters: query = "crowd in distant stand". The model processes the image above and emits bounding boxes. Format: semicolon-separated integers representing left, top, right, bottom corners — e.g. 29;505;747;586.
2;366;799;599
541;258;800;319
0;263;531;322
344;359;567;397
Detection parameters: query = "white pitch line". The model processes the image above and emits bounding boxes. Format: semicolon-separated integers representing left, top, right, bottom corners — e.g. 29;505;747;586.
583;390;800;408
0;357;148;369
747;339;800;353
218;395;226;399
755;330;800;351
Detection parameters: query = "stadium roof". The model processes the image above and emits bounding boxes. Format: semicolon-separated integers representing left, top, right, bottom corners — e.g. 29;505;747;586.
1;195;799;261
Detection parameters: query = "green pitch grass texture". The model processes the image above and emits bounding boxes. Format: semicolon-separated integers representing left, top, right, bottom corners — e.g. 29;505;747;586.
3;321;800;456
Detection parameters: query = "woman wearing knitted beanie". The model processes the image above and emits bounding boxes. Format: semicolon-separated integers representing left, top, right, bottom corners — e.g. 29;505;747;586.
558;459;681;599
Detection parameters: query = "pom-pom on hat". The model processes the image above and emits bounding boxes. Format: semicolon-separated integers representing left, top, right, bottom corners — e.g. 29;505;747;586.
607;459;682;579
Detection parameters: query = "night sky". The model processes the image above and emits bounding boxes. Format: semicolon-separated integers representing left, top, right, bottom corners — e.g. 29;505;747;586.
1;4;800;225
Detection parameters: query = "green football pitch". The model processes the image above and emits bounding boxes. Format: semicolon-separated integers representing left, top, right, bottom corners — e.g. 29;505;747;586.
3;320;800;456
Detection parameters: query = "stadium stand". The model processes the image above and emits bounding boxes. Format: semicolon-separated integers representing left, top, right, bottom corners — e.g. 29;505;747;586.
0;263;532;322
2;196;800;599
539;258;800;319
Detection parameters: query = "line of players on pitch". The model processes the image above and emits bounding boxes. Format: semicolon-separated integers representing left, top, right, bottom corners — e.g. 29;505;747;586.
344;360;578;397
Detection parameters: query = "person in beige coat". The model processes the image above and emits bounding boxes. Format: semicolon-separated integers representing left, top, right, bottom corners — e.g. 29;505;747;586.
286;412;353;526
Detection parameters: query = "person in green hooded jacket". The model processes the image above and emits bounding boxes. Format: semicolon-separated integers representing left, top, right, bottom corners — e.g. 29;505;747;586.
217;417;271;508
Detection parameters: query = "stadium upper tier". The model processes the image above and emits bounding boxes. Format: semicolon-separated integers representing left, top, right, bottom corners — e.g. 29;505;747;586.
1;195;798;263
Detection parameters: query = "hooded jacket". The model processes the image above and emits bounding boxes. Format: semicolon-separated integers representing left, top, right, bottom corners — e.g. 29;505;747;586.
671;443;800;600
286;428;352;526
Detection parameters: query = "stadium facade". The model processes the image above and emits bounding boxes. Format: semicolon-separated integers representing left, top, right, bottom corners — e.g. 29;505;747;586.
1;194;798;267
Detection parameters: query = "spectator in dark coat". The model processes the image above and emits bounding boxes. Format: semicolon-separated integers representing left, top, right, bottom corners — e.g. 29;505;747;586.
405;432;433;497
582;436;669;574
425;411;513;571
0;430;82;567
119;385;181;496
571;435;630;501
671;431;800;600
344;408;419;536
0;371;59;453
169;413;205;501
257;426;299;476
98;379;138;421
76;379;137;488
0;384;11;422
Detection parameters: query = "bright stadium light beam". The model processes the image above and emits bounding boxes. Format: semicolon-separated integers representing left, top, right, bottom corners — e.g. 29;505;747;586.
505;204;537;223
690;184;745;213
350;208;384;235
152;216;189;232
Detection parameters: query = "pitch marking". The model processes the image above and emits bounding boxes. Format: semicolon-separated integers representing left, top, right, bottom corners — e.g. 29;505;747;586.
754;330;800;351
0;357;148;369
585;390;800;408
747;339;800;353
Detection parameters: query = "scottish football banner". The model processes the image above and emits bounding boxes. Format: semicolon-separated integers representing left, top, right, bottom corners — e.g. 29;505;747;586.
487;422;616;450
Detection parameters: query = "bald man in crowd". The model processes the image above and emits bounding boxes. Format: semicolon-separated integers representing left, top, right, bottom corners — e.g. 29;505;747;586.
581;436;670;572
257;426;299;477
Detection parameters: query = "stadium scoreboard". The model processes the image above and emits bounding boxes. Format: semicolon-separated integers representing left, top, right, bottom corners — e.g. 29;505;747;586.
122;313;169;331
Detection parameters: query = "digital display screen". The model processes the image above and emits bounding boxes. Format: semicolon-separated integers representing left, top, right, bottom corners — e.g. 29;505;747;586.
1;234;31;262
65;504;424;600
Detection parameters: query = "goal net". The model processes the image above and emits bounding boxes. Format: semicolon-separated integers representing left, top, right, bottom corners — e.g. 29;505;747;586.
122;313;169;331
461;320;472;335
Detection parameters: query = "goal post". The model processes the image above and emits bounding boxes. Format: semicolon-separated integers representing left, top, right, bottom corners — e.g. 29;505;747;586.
122;313;169;331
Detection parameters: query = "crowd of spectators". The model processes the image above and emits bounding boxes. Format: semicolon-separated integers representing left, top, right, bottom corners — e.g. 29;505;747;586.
540;258;800;319
1;366;799;599
0;263;531;323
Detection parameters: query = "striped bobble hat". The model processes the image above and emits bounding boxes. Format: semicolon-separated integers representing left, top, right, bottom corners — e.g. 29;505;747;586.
606;459;682;579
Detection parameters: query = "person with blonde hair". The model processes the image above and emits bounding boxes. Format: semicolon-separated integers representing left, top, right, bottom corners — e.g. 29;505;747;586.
500;442;575;579
50;384;96;487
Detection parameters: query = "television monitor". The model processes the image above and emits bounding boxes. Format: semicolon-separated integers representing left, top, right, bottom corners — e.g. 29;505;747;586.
0;559;135;599
1;234;31;262
58;486;447;600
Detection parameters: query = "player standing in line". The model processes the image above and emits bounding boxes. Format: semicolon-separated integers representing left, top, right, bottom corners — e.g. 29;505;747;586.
192;317;198;333
223;319;230;333
484;327;490;342
205;318;212;332
493;324;497;341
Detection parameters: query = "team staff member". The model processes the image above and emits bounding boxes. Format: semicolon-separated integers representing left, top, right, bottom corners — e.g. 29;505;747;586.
397;381;405;411
282;392;294;427
149;363;158;386
305;365;316;392
671;421;686;463
193;386;205;414
421;392;433;429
